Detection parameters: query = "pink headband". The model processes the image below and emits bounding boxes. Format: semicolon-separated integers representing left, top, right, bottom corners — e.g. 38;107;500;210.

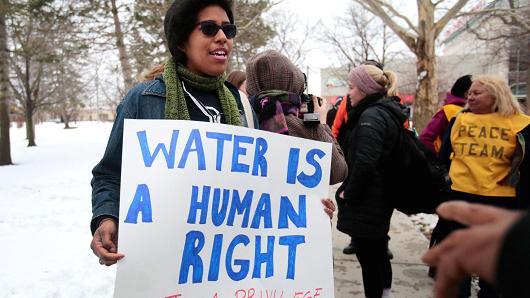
348;65;385;95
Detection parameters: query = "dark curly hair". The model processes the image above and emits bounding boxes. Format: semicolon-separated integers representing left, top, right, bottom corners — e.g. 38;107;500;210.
164;0;234;64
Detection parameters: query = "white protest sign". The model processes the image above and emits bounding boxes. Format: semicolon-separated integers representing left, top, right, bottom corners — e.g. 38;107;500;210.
115;119;335;298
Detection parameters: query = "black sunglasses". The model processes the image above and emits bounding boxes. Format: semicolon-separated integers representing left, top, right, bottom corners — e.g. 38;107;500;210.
196;21;237;39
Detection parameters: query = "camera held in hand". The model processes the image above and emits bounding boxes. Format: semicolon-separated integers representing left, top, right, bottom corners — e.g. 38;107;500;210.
299;93;322;125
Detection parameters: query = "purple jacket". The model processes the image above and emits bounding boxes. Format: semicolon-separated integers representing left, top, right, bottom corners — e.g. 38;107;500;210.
419;93;466;153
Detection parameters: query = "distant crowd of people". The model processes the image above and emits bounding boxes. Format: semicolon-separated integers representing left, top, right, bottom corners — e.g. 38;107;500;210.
89;1;530;297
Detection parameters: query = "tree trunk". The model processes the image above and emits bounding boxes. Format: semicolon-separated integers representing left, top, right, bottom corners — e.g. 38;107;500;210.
63;112;70;129
413;1;438;132
354;0;470;128
25;101;35;146
23;53;36;146
110;0;134;90
413;51;439;132
0;0;12;165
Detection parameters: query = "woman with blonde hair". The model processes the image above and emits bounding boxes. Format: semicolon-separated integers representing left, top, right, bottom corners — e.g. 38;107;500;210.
437;74;530;297
336;63;406;298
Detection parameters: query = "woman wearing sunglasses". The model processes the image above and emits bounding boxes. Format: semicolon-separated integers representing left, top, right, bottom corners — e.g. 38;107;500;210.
89;0;257;267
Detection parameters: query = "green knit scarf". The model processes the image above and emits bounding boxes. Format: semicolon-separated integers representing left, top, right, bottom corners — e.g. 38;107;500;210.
163;59;241;126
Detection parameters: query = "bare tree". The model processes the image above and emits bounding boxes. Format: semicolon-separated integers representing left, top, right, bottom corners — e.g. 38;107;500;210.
90;0;278;87
129;0;172;76
230;0;278;70
109;0;133;90
0;0;11;165
86;0;134;90
355;0;470;130
267;10;314;68
456;0;530;113
7;0;87;146
322;4;401;68
84;0;136;93
51;61;86;129
458;1;530;35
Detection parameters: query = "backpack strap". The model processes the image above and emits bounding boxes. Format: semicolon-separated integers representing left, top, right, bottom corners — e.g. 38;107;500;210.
238;91;255;129
373;102;405;132
225;81;256;128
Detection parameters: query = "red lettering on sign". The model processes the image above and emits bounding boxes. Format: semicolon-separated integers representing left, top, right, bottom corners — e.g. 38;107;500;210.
292;288;324;298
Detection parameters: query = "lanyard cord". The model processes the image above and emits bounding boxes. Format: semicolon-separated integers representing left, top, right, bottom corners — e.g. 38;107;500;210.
181;82;222;123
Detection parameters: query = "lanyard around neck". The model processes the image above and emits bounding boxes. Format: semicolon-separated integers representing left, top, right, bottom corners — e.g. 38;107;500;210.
181;82;221;123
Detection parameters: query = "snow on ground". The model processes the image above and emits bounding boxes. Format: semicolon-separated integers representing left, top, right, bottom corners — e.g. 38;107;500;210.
0;122;116;298
409;213;438;240
0;121;442;298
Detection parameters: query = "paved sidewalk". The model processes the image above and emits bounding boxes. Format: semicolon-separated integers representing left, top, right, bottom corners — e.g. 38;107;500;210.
332;209;435;298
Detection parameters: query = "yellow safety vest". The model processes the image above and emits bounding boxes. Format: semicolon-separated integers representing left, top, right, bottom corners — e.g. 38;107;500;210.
450;112;530;197
433;104;464;153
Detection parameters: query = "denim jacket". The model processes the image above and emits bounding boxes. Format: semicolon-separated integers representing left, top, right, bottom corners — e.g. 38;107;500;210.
90;76;257;234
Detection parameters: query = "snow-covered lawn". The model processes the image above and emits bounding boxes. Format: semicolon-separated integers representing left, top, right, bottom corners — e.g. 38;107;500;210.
0;122;116;298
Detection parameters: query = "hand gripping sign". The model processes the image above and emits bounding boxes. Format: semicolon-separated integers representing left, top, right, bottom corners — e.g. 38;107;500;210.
114;119;334;298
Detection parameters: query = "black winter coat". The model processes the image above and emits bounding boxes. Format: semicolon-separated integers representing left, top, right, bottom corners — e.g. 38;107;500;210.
337;96;406;238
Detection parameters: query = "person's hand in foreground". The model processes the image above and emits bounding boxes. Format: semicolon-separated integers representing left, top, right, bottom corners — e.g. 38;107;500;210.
422;201;523;298
321;198;336;219
90;218;125;266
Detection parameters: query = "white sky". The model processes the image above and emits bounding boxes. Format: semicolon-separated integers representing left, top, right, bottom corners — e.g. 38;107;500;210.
271;0;352;94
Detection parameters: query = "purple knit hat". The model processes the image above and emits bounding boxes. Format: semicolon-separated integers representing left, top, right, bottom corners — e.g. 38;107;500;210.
348;65;385;95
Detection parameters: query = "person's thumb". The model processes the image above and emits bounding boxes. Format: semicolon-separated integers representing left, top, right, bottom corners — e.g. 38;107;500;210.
437;201;515;226
101;229;117;253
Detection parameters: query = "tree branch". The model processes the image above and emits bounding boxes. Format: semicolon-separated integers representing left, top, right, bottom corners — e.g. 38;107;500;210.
322;31;355;66
354;0;417;51
238;0;282;31
377;0;419;34
433;0;471;38
433;0;445;7
457;7;530;32
7;78;23;102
